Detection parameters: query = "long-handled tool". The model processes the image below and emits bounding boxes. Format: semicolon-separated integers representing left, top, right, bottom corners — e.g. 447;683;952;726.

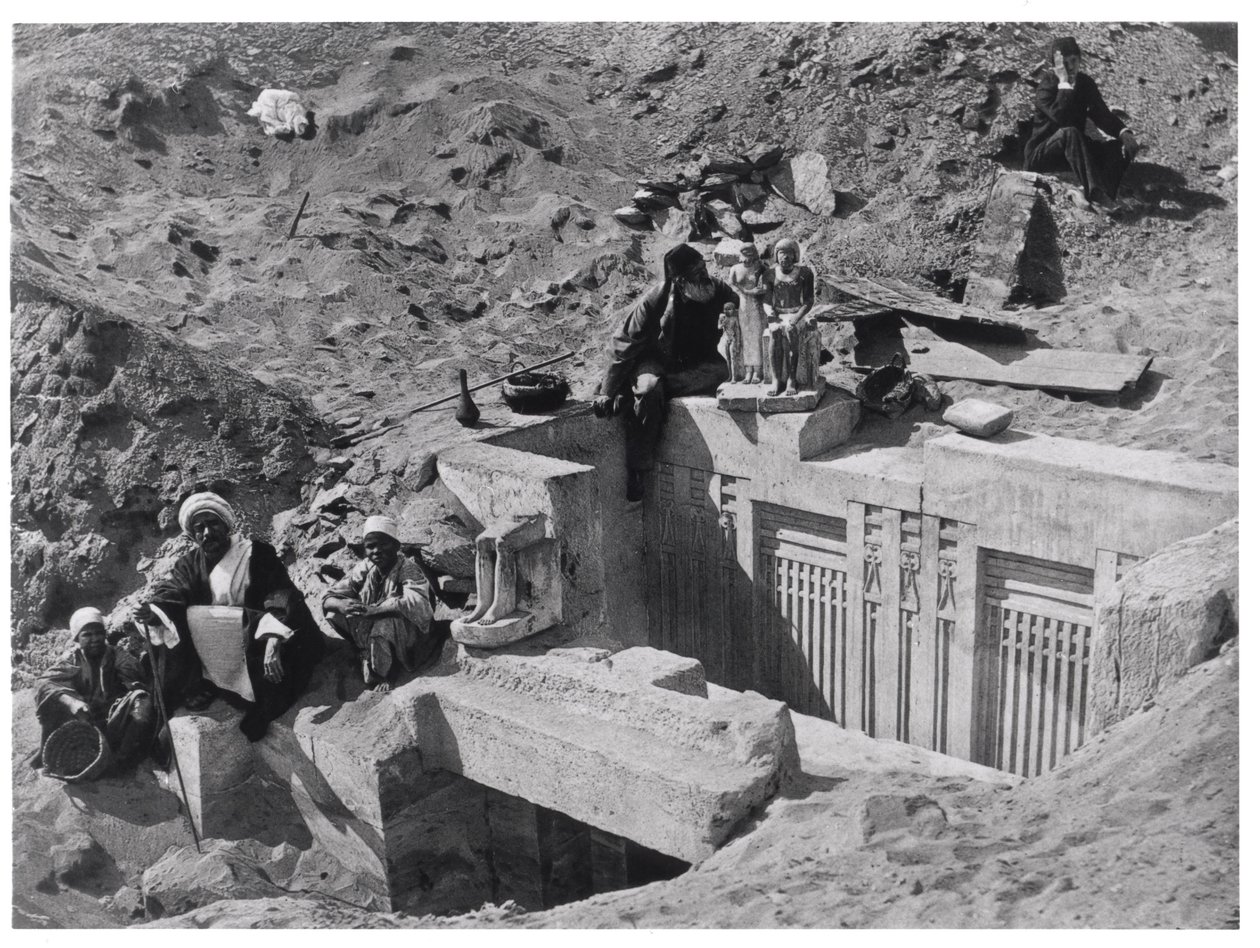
135;620;202;854
342;349;577;446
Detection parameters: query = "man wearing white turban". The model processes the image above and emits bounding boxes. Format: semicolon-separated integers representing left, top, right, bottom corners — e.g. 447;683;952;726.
33;607;155;774
135;491;325;741
322;515;435;693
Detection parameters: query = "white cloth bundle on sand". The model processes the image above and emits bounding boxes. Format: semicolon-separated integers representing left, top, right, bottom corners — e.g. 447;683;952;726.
247;89;309;137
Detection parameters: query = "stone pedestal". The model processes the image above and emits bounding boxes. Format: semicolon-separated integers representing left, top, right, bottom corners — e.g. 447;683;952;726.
716;377;827;413
167;709;254;840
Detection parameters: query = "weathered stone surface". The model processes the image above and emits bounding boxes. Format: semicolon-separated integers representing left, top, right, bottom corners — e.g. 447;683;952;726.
705;198;745;238
51;832;108;885
767;151;836;215
924;431;1239;566
613;206;651;227
294;644;800;872
632;188;678;211
168;708;256;839
393;494;478;578
740;205;786;233
858;794;948;841
663;388;861;466
711;237;747;269
1089;519;1238;734
650;206;693;240
141;841;288;919
964;171;1065;309
700;152;754;177
942;397;1014;437
743;142;786;169
604;646;707;697
717;378;827;414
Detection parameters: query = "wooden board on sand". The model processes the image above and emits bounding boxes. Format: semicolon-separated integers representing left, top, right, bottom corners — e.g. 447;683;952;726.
891;320;1152;394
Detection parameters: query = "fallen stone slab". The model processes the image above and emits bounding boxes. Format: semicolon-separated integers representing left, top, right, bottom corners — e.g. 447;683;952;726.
964;171;1065;309
942;398;1014;437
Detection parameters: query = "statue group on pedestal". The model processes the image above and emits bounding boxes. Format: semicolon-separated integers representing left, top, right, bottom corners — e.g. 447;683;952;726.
721;237;820;397
593;237;824;502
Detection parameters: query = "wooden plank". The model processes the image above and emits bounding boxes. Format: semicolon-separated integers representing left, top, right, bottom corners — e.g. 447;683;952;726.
891;320;1151;394
822;274;1028;331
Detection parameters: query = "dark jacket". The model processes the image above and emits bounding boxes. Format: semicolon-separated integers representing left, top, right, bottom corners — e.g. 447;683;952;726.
35;645;148;722
601;279;739;396
150;538;325;717
1025;71;1127;165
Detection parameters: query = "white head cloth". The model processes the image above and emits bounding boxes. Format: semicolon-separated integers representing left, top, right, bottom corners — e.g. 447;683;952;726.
362;515;399;542
70;606;106;638
178;491;238;538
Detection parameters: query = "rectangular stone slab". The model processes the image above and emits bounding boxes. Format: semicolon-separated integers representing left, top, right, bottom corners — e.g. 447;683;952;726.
821;274;1027;332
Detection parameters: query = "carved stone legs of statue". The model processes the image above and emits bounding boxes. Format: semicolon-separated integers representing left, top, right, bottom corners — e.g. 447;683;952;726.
466;514;546;627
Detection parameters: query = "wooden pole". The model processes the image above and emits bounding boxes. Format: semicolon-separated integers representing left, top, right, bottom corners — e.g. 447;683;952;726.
343;350;577;446
287;191;310;240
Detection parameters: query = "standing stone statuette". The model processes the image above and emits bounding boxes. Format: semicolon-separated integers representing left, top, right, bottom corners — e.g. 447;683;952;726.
727;242;769;383
717;301;743;384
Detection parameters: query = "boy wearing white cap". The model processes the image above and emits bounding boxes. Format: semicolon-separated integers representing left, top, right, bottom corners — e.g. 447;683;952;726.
33;607;155;773
322;515;434;692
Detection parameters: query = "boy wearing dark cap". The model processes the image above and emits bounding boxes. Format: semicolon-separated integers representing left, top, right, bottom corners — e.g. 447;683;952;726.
593;243;739;501
1025;36;1141;209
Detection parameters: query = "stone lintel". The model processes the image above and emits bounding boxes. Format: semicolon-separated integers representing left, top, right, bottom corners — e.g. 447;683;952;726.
924;430;1239;565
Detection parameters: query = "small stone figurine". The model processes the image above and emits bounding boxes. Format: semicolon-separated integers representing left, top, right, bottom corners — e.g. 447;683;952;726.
728;242;768;383
717;301;743;384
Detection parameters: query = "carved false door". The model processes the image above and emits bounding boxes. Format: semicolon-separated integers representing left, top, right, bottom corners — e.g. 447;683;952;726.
646;462;749;690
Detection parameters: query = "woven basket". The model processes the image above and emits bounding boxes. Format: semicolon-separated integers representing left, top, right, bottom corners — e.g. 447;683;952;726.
501;364;570;413
43;719;113;782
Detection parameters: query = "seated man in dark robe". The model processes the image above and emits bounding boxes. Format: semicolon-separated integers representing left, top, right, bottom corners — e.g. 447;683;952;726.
134;491;325;742
593;243;738;501
1025;36;1141;209
322;515;435;693
33;607;155;774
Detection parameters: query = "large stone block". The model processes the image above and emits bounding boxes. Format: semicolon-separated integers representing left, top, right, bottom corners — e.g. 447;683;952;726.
660;388;860;468
923;430;1238;567
167;709;255;839
416;646;800;863
1089;519;1238;734
964;171;1064;309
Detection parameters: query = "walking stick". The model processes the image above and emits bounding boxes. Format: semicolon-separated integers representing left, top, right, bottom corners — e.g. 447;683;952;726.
134;620;202;854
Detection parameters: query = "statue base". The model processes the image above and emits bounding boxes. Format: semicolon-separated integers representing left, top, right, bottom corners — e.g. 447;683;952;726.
716;377;827;413
451;610;552;649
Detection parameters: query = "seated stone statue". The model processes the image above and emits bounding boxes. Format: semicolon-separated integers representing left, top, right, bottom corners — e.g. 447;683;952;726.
762;237;821;396
452;513;561;648
717;301;743;384
728;242;769;383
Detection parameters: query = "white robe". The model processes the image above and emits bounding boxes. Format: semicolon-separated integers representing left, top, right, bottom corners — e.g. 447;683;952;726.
247;89;309;137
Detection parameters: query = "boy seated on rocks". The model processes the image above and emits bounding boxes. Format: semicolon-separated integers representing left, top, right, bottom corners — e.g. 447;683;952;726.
322;516;437;693
33;607;156;775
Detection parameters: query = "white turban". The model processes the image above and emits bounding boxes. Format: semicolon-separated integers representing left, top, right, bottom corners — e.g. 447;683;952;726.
178;491;237;537
70;606;106;638
362;515;399;542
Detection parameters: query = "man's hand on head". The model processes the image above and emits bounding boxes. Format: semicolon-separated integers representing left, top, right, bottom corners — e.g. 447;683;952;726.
1120;129;1140;160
